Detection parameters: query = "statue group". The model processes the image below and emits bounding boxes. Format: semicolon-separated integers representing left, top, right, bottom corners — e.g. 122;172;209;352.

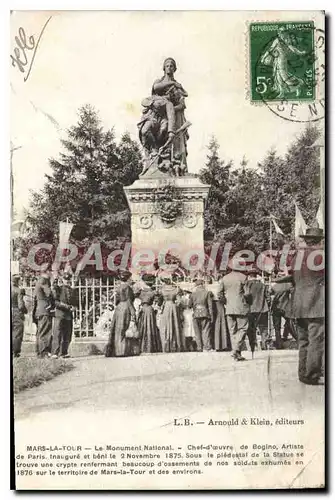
138;58;191;177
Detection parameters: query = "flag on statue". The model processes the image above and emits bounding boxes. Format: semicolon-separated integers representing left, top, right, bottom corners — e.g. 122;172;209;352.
270;214;284;235
316;203;324;230
294;203;307;240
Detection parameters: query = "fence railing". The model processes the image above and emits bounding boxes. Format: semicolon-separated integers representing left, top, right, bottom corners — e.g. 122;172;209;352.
21;275;194;340
22;277;117;340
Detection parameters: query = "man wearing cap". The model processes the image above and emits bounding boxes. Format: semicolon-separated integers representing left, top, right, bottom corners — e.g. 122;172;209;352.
11;275;27;357
275;227;324;385
189;278;214;351
51;273;77;358
219;258;250;361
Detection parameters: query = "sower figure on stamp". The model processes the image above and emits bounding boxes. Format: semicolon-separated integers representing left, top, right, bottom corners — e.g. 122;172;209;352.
11;275;27;358
51;272;77;358
32;275;54;358
260;29;307;98
189;278;214;352
274;227;324;385
219;259;251;361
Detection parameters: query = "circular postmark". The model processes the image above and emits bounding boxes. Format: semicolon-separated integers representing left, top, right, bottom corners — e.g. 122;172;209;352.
252;24;325;123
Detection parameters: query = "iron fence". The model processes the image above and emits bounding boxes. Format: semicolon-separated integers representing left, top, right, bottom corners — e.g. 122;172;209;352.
22;277;117;340
21;274;194;341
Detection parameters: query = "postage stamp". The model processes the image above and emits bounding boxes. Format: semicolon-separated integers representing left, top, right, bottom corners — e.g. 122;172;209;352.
249;21;315;102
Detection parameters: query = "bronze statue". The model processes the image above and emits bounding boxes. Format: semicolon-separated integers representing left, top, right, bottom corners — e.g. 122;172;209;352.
138;58;190;177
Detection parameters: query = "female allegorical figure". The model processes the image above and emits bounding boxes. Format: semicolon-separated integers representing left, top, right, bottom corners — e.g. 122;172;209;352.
138;57;189;168
105;271;137;357
137;274;162;354
159;276;184;353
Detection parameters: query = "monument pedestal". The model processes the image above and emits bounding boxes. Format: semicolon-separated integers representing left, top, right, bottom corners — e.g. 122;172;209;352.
124;176;210;270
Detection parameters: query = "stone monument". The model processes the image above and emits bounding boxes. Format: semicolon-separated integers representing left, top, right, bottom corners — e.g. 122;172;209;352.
124;57;210;269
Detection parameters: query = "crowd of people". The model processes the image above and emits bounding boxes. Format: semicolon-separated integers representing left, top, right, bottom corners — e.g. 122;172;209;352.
104;225;325;387
105;264;301;358
11;226;324;386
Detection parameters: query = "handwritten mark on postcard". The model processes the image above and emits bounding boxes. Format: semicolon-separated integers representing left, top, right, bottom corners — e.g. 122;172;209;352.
10;16;52;82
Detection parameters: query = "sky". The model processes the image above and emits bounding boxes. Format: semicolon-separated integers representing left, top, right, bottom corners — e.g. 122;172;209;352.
10;10;324;216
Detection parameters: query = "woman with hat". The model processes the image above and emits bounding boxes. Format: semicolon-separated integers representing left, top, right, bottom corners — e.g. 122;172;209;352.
159;274;184;353
137;274;162;354
105;270;137;357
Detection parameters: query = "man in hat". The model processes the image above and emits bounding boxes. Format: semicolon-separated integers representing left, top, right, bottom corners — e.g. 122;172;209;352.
246;268;271;351
219;258;250;361
189;278;214;351
51;273;78;358
33;274;55;357
274;227;324;384
11;275;27;357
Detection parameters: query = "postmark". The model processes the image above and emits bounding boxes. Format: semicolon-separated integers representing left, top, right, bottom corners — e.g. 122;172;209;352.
248;22;325;122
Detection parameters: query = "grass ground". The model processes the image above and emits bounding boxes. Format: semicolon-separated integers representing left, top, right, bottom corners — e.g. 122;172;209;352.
13;357;75;394
21;340;106;357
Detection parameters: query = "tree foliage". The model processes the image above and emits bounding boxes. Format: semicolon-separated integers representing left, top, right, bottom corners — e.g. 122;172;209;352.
26;105;142;244
201;125;321;253
200;137;232;239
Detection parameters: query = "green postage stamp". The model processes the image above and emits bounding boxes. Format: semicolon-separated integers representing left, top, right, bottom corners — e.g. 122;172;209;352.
249;21;315;102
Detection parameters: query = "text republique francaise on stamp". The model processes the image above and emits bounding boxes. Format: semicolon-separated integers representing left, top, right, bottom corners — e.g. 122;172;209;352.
249;21;325;123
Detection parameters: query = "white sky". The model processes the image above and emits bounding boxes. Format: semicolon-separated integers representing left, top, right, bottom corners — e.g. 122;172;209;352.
10;10;324;215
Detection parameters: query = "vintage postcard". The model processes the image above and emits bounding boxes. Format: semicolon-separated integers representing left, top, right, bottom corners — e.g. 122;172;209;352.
11;10;325;490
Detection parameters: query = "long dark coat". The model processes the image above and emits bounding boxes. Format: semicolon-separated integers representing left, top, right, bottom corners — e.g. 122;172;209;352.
275;245;324;319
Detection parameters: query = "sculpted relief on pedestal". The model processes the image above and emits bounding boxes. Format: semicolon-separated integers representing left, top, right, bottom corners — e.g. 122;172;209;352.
138;214;153;229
